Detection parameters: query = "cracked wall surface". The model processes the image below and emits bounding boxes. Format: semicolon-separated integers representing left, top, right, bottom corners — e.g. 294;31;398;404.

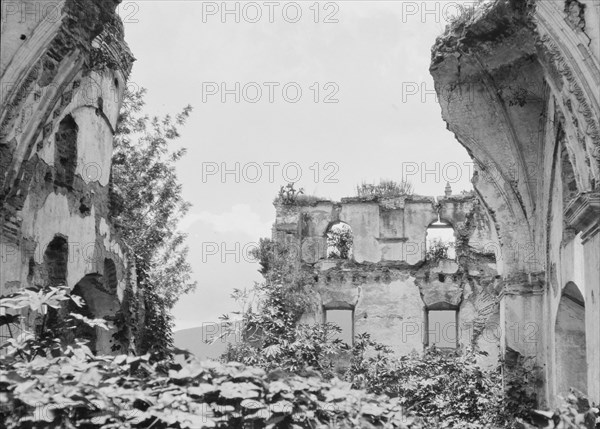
273;190;502;368
0;0;135;354
430;0;600;405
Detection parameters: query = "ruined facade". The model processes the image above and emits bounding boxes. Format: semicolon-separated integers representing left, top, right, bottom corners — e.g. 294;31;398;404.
273;189;503;368
1;0;135;353
430;0;600;405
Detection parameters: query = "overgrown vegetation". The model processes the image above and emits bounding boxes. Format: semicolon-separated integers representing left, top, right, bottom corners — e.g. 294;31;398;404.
0;285;428;429
347;334;505;428
356;179;414;199
110;88;196;359
425;238;454;261
218;238;348;374
1;247;597;428
215;238;600;428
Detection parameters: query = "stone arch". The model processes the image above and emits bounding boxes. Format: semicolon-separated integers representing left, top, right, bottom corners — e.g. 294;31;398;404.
325;221;353;259
71;273;120;355
554;281;587;396
54;114;78;188
43;235;68;286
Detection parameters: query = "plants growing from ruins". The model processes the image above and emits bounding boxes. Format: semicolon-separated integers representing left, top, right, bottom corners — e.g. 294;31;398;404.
356;179;414;199
221;237;596;428
2;259;596;428
218;240;518;427
111;88;196;359
274;182;304;205
501;354;541;425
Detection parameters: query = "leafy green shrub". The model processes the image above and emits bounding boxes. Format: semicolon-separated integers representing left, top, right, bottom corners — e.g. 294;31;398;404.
2;350;433;429
501;354;540;425
1;285;108;361
346;334;505;428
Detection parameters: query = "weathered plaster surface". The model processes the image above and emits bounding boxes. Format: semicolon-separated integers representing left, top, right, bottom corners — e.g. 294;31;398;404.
274;191;502;368
430;0;600;404
1;0;135;354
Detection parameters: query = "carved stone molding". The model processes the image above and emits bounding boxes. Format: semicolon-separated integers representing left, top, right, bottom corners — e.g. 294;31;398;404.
564;191;600;243
537;34;600;165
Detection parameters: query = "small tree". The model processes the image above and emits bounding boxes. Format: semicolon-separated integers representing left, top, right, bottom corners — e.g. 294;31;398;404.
111;88;196;359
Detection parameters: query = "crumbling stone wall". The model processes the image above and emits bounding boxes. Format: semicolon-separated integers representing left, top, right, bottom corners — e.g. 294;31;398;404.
430;0;600;405
0;0;135;354
273;191;502;368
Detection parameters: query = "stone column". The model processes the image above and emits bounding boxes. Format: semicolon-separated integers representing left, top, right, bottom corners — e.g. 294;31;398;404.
498;273;546;403
564;192;600;403
499;275;545;359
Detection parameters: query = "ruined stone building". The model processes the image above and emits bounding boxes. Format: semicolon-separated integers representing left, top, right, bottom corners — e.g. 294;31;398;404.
430;0;600;407
273;189;503;369
1;0;598;411
272;0;600;408
1;0;135;353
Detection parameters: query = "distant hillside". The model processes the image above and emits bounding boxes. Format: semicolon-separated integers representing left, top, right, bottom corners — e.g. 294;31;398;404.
174;322;240;361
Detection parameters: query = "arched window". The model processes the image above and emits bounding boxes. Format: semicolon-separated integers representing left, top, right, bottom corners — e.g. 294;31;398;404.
555;282;587;396
54;114;78;187
425;221;455;260
44;235;68;286
326;222;353;259
71;274;121;355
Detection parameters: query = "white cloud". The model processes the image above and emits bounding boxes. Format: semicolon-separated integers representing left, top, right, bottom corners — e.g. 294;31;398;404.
181;204;271;238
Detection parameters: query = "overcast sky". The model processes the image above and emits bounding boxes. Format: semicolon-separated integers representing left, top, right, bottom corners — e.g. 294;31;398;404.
121;1;475;330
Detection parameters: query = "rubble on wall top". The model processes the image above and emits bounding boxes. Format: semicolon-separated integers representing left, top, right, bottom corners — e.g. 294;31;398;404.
431;0;536;65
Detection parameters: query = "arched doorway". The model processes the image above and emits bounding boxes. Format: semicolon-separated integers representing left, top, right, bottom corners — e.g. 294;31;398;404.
44;235;68;286
72;274;121;355
555;282;587;396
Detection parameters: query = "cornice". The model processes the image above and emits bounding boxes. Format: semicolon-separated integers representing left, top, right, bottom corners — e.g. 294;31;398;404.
564;191;600;243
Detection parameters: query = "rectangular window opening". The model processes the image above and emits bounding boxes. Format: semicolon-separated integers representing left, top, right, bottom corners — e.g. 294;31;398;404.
325;309;354;346
426;309;458;349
